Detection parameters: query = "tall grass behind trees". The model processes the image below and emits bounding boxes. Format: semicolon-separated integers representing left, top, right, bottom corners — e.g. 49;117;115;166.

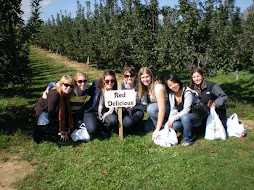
0;46;254;190
35;0;254;76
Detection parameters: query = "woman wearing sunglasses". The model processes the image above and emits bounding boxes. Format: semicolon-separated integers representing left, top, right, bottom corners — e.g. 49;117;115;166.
121;66;144;131
137;67;169;140
96;70;118;133
71;72;97;138
33;75;75;142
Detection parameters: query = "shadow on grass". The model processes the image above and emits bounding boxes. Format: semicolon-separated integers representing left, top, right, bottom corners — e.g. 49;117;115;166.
0;105;32;135
220;79;254;105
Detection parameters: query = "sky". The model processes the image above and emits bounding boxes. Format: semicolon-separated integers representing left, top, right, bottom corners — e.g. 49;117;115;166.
21;0;253;22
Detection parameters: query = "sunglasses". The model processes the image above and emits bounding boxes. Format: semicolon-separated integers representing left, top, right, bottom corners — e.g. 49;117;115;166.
63;83;74;88
76;80;88;84
104;79;116;84
124;74;135;78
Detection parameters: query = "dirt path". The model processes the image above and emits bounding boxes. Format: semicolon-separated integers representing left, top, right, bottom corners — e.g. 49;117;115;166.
33;46;105;80
1;47;253;189
0;154;36;190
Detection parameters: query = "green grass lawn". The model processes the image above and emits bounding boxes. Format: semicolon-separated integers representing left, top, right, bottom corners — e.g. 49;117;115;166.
0;47;254;190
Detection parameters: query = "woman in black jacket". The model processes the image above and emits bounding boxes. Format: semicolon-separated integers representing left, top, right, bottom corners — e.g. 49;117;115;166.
33;75;75;142
190;67;228;126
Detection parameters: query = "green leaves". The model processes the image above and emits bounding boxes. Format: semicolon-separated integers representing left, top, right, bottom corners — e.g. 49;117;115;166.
0;0;31;88
34;0;253;77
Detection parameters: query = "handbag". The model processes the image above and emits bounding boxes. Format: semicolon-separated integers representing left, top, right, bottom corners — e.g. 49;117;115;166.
205;108;227;140
226;113;246;138
71;123;90;142
153;127;178;147
191;95;209;119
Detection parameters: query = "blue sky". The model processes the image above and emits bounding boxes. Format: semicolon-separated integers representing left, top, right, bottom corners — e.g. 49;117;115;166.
21;0;253;22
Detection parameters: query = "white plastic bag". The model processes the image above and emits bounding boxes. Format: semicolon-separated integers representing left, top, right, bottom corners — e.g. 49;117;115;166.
205;108;227;140
153;127;178;147
226;113;246;138
71;123;90;142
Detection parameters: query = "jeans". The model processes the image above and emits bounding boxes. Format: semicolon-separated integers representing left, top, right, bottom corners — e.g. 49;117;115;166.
145;102;170;132
103;112;118;130
172;113;203;144
83;112;98;135
123;110;144;129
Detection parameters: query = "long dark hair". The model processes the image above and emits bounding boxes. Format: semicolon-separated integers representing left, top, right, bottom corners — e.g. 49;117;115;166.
97;70;117;92
166;74;183;92
189;67;205;89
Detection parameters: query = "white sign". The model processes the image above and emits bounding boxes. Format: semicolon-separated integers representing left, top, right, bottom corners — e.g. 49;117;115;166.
104;90;136;108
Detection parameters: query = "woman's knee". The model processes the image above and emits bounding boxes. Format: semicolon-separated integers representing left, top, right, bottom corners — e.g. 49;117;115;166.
133;110;144;121
147;103;158;118
104;114;118;127
123;115;134;128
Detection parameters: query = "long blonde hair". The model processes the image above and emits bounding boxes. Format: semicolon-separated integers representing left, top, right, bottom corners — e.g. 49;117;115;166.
54;75;75;96
138;67;156;98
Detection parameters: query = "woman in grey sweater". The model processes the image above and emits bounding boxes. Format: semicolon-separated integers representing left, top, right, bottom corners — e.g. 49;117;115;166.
165;74;202;146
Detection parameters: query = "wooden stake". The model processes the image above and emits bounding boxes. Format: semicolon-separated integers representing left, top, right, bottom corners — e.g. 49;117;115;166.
118;80;123;140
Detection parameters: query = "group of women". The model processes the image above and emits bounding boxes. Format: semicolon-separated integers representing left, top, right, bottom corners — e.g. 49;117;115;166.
33;66;227;146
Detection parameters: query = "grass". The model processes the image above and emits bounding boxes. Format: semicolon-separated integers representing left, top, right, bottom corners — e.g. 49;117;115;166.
0;46;254;190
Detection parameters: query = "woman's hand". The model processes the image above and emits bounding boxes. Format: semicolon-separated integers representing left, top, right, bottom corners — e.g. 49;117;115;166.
42;87;50;99
166;120;173;128
59;131;69;141
128;109;133;119
152;129;160;141
211;103;216;109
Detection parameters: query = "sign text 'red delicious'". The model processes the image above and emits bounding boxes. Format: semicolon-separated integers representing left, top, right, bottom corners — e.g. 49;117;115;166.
104;90;136;108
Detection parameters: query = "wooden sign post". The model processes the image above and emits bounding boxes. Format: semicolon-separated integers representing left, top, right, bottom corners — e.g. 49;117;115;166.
118;82;123;140
104;83;136;140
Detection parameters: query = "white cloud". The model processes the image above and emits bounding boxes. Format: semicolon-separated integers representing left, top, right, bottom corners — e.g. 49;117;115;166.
21;0;55;22
40;0;54;6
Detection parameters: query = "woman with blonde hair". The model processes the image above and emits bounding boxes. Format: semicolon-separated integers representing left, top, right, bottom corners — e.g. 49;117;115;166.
33;75;75;142
138;67;169;140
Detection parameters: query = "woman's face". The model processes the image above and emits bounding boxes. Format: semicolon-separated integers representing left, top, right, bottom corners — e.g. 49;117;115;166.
76;76;88;92
61;82;74;95
104;75;116;90
124;71;135;86
167;80;180;92
140;72;152;86
192;72;203;86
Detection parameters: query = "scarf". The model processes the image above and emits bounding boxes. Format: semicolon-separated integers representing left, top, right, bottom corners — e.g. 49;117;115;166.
58;95;74;133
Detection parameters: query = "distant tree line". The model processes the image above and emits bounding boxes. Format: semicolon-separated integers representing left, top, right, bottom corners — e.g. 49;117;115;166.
1;0;253;88
34;0;254;76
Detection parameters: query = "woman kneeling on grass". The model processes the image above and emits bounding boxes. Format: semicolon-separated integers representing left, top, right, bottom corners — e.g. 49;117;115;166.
96;70;119;134
190;67;228;126
138;67;169;140
121;66;144;131
166;74;202;146
33;75;75;143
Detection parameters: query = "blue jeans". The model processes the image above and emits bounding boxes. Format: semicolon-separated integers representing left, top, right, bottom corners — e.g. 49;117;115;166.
172;113;203;144
103;113;118;130
123;110;144;129
83;112;98;135
145;102;170;132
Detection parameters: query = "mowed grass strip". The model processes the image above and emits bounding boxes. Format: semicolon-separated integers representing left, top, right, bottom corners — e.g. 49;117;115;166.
0;46;253;190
